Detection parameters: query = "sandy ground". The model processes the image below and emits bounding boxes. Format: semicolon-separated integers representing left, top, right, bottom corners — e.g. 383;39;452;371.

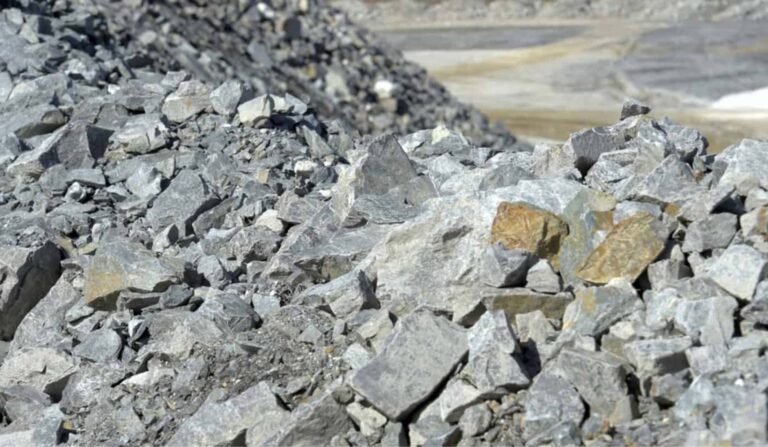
377;20;768;151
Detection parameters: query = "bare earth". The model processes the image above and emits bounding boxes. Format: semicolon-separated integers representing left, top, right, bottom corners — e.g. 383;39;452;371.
375;20;768;151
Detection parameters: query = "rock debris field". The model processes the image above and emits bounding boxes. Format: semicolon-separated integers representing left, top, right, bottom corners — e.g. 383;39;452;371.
0;1;768;446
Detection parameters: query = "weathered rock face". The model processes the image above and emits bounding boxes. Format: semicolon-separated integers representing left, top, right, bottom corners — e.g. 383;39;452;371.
0;242;61;340
350;311;468;420
84;241;183;309
575;212;666;284
491;202;569;270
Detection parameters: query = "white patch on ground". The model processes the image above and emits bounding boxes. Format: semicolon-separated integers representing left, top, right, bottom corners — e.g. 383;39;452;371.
711;87;768;111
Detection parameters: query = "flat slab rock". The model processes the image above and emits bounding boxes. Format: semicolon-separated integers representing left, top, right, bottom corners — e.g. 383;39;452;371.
350;310;468;420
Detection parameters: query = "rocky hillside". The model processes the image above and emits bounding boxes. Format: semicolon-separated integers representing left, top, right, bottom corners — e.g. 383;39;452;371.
335;0;768;26
1;1;768;447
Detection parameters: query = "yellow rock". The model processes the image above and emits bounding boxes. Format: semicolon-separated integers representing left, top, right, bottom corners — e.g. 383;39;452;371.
491;202;569;270
575;213;664;284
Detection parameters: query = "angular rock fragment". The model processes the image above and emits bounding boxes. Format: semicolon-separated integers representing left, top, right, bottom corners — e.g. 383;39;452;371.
705;244;767;300
484;288;573;321
491;202;569;270
168;382;287;447
84;241;183;309
575;213;665;284
674;295;738;346
682;213;737;253
161;80;210;123
481;244;535;288
523;371;585;441
146;170;220;234
299;270;379;318
0;242;61;340
350;311;468;420
238;94;273;125
555;348;628;417
624;337;692;377
111;113;169;154
210;80;252;117
525;259;561;293
265;386;352;447
0;347;77;399
716;139;768;195
562;280;641;336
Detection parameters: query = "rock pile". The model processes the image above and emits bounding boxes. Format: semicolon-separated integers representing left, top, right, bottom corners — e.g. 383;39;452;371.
1;1;768;446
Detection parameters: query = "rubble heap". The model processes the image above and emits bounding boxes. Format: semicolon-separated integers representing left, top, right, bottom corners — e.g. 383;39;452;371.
1;1;768;447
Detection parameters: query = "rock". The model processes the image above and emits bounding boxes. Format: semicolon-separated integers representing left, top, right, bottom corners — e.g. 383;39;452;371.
168;382;287;447
490;202;569;270
438;379;482;423
238;94;273;125
484;289;573;321
6;128;61;180
463;310;529;397
298;270;379;318
685;345;729;377
562;280;641;336
575;213;666;284
265;386;352;447
523;371;585;441
112;113;170;154
682;213;737;253
346;402;388;437
555;348;628;417
481;244;535;288
254;209;285;233
624;337;692;377
525;259;562;294
0;242;61;340
161;80;211;123
72;328;123;363
674;295;738;346
705;244;767;300
458;404;493;438
381;422;407;447
0;347;77;399
196;291;257;332
83;240;183;309
210;80;252;117
620;98;651;120
716;139;768;195
566;123;628;173
146;170;220;234
650;370;690;405
350;310;468;420
125;164;163;199
9;277;79;352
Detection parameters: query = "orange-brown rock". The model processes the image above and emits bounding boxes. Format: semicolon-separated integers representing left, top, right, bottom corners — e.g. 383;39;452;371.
491;202;569;270
575;213;665;284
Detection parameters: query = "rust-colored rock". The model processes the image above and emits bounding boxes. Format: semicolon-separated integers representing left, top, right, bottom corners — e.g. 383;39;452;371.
491;202;569;270
575;213;665;284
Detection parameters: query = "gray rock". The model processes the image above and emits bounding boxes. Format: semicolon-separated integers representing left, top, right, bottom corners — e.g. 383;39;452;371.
72;328;122;363
682;213;737;253
631;155;702;205
716;139;768;195
0;347;77;400
161;80;210;123
650;370;690;405
265;385;352;447
705;244;767;300
647;258;692;290
210;80;253;117
561;280;641;337
197;255;231;289
9;277;78;352
566;123;627;173
525;259;561;294
620;98;651;120
147;170;220;235
350;310;468;420
168;382;287;447
6;128;61;180
125;164;163;199
685;345;729;377
438;378;482;423
238;94;273;125
458;404;493;438
299;270;379;318
83;240;183;309
196;291;257;332
674;295;738;346
523;371;585;441
381;422;408;447
555;348;628;416
624;336;692;377
481;244;535;288
111;113;169;154
530;142;579;179
346;402;387;437
0;242;61;340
